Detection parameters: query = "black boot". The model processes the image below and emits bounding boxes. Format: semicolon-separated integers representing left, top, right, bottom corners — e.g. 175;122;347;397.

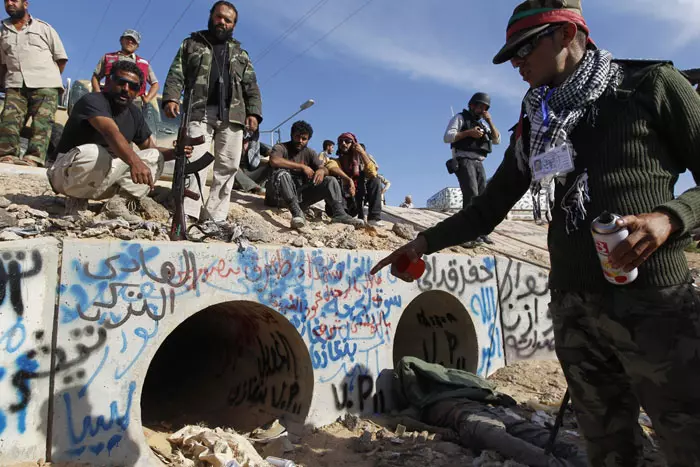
289;201;306;229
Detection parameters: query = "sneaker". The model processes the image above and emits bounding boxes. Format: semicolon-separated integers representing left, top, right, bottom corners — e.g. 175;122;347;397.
291;216;306;229
367;219;384;228
332;213;365;227
64;197;89;216
103;194;143;224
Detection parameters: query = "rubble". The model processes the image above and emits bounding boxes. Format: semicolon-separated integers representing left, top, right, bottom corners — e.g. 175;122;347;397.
392;223;416;240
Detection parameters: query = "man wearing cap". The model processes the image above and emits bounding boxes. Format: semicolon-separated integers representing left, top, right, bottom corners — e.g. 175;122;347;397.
92;29;159;105
0;0;68;167
444;92;501;210
373;1;700;464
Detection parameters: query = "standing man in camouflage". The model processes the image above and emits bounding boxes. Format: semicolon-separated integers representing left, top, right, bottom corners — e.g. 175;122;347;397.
92;29;159;105
0;0;67;167
163;0;262;225
373;1;700;465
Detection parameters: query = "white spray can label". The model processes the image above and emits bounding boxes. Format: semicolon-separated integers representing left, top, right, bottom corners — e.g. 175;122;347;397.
591;211;638;285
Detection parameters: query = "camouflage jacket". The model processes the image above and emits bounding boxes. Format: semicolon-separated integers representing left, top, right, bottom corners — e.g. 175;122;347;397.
162;31;262;126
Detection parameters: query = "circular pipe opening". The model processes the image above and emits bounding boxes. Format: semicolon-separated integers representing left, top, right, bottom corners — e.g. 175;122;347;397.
393;291;479;372
141;301;313;432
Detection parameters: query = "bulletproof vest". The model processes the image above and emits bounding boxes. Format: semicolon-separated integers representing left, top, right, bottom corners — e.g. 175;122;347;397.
451;110;493;155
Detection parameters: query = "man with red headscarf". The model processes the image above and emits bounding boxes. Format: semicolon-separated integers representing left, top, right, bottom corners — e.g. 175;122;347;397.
335;132;383;227
373;0;700;463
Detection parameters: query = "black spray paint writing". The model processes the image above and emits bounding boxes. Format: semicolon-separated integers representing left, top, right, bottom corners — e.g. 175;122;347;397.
257;331;298;385
422;329;467;370
0;250;43;316
332;374;386;414
417;307;458;329
418;257;494;296
227;377;302;415
498;258;553;359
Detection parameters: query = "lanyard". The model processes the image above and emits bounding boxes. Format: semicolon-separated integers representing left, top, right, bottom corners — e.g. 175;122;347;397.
540;88;555;143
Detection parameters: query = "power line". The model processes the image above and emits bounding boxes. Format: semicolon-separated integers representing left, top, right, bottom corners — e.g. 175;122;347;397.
262;0;377;85
133;0;154;31
77;0;116;76
149;0;197;62
254;0;332;64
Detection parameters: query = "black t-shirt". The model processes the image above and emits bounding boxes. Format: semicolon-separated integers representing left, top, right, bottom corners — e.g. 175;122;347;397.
56;92;152;154
207;37;231;118
271;142;322;171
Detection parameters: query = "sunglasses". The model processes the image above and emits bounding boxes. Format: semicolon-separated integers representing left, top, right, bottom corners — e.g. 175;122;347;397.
115;77;141;92
513;24;561;60
339;139;354;144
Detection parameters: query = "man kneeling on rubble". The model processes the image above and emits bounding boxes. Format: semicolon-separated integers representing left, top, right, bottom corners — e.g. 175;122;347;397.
265;120;364;229
47;61;181;222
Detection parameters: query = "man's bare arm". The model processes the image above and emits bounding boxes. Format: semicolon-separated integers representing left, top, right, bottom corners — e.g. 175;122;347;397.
88;115;153;188
56;59;67;74
90;75;102;93
269;154;308;171
143;82;159;103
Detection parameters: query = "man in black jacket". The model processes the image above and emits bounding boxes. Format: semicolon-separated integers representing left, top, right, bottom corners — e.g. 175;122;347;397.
373;0;700;464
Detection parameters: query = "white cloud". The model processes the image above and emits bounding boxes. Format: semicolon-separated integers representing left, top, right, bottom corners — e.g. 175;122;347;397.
610;0;700;46
244;0;526;100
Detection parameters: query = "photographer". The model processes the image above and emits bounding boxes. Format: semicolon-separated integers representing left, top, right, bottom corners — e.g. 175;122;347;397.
444;93;501;215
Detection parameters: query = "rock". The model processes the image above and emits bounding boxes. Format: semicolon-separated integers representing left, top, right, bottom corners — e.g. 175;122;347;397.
417;431;429;443
392;223;416;240
114;228;137;240
26;207;49;218
291;237;307;248
50;218;76;229
0;196;11;208
17;218;36;227
91;218;131;229
336;235;358;250
0;231;22;241
139;197;170;222
259;435;295;458
80;227;109;238
143;427;173;459
312;240;325;248
134;229;155;240
5;203;20;212
0;209;17;229
395;424;407;436
343;413;360;432
353;429;374;453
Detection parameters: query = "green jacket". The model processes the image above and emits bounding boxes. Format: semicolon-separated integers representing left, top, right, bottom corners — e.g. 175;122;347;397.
162;31;263;126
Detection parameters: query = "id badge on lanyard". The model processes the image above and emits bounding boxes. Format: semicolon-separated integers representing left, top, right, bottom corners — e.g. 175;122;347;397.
530;89;575;182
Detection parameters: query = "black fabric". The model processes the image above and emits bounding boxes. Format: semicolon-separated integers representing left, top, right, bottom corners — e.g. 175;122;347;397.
451;110;492;155
265;169;344;216
56;92;151;154
355;174;382;221
207;38;230;120
456;158;487;209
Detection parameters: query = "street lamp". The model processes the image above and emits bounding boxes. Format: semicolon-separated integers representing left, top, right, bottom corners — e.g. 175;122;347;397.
261;99;315;146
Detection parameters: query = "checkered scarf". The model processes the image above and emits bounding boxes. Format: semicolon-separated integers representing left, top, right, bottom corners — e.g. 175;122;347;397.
515;49;623;233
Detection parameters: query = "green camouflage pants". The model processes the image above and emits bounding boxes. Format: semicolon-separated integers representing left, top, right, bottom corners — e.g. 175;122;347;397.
551;284;700;467
0;87;59;165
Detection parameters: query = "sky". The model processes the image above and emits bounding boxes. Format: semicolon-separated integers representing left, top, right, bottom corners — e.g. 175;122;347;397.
27;0;700;206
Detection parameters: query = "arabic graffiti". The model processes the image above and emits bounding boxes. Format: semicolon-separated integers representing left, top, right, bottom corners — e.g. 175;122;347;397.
0;246;52;444
418;256;496;296
496;257;554;362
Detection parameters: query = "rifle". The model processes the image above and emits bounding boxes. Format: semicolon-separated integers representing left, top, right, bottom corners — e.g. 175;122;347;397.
169;88;215;241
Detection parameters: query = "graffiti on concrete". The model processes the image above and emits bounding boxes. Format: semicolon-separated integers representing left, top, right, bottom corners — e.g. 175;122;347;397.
496;257;554;362
417;256;496;296
0;240;59;466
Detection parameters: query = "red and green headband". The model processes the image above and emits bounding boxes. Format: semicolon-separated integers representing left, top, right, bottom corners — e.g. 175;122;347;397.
507;8;592;42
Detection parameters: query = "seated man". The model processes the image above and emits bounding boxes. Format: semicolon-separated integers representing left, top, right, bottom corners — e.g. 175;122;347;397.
47;61;179;222
234;129;271;195
336;133;383;227
264;120;363;229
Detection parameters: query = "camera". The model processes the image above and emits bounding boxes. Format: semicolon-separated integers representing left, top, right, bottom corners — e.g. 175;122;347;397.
477;120;492;142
